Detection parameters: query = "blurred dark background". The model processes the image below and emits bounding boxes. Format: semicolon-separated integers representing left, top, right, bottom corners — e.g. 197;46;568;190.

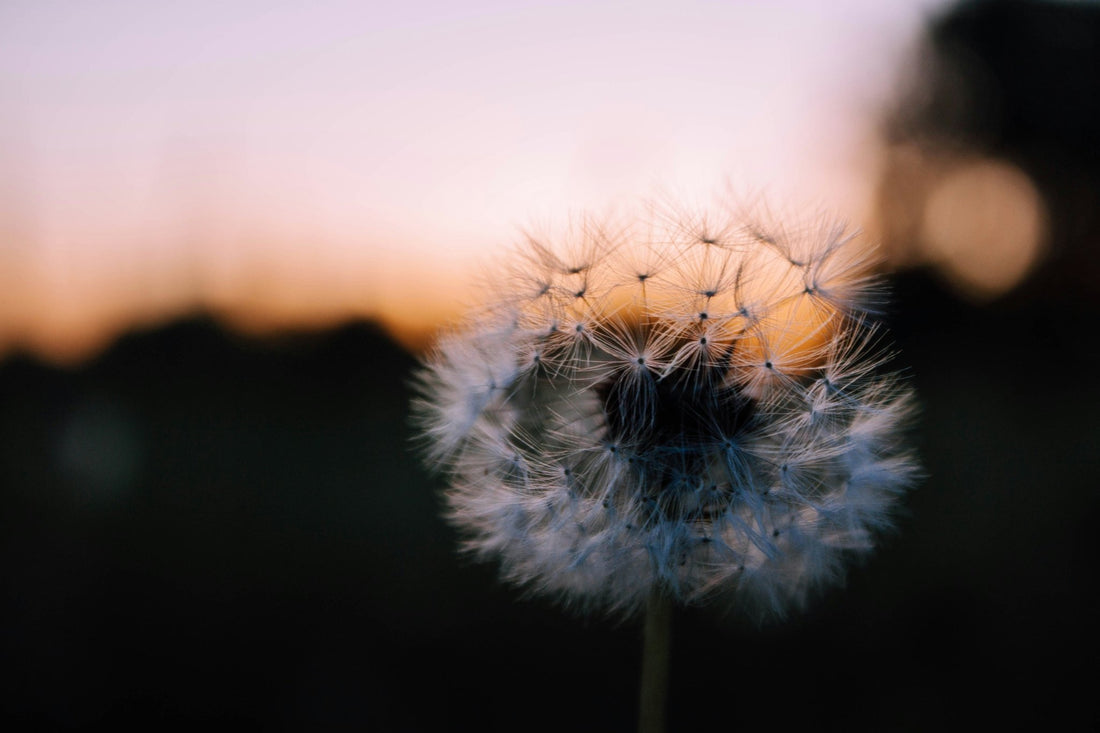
3;0;1100;730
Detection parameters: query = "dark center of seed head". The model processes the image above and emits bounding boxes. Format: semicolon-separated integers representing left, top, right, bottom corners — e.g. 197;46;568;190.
599;346;754;451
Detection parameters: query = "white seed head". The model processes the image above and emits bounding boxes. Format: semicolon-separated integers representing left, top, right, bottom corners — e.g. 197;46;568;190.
413;203;918;618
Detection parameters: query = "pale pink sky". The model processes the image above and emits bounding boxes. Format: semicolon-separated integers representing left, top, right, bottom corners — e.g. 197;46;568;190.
0;0;946;360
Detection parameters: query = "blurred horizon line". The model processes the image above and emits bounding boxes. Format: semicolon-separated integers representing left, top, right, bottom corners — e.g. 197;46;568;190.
0;292;442;366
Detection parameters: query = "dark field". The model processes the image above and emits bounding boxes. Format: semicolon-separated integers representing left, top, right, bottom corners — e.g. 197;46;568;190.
1;266;1097;730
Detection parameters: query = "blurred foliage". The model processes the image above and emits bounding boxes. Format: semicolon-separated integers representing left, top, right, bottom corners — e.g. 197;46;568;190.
877;0;1100;299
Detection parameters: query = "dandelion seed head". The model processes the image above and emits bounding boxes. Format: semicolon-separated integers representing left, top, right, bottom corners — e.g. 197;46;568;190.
413;201;918;619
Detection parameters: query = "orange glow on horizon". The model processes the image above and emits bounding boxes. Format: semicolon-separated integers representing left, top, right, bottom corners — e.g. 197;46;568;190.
0;237;475;363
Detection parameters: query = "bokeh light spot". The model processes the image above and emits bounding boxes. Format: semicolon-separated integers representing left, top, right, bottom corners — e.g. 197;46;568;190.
920;159;1046;299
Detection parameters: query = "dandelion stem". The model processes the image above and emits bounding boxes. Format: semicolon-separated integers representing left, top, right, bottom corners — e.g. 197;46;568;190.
638;589;672;733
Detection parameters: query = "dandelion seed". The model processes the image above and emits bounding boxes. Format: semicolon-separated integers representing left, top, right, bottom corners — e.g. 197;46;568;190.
413;201;918;620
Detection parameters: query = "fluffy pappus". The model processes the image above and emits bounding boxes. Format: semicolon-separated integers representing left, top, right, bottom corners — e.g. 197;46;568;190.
412;202;918;619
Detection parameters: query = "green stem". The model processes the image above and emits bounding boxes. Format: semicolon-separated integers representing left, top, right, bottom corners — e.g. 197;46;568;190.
638;589;672;733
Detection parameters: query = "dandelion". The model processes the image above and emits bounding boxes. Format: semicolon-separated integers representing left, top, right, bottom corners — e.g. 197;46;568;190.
412;201;918;729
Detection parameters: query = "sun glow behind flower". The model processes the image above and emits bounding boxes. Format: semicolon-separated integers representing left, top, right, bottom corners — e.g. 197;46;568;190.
0;0;946;362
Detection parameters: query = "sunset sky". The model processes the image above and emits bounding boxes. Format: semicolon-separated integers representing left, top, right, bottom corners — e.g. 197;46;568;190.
0;0;948;361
